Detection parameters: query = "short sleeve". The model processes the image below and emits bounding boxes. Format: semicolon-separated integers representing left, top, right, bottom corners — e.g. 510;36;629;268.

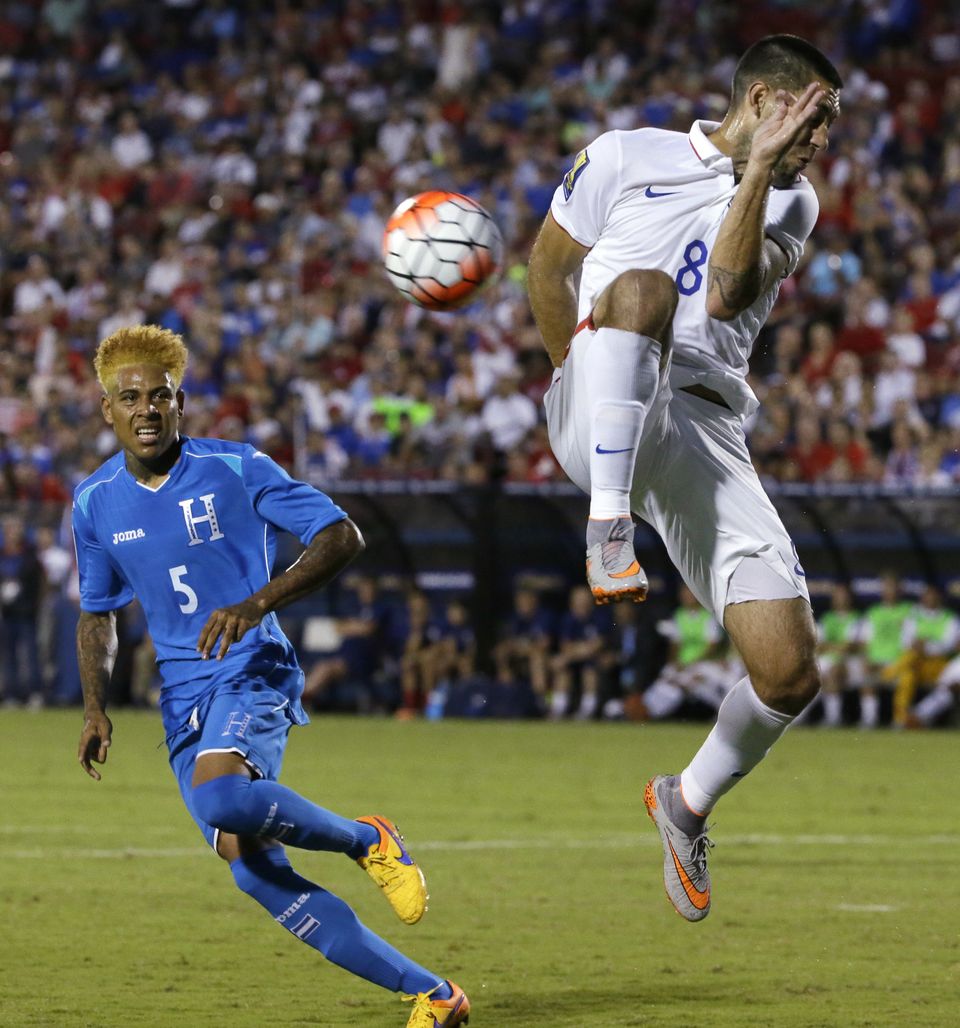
242;449;347;545
765;179;820;276
72;502;134;613
550;131;622;248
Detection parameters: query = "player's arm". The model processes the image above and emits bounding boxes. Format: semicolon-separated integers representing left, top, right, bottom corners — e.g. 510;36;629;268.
77;609;118;781
706;83;825;320
197;517;364;660
528;212;590;368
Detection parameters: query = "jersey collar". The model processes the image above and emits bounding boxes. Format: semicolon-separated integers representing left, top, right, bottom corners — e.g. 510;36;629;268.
688;120;734;174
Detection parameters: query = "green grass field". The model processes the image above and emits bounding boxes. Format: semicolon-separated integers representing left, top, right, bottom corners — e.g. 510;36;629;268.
3;711;958;1027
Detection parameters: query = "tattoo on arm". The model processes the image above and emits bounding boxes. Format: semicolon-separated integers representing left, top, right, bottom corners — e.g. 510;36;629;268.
256;518;364;613
77;611;118;712
707;264;763;313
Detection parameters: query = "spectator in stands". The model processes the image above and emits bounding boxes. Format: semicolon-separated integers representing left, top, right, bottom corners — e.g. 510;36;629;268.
889;583;960;727
0;514;43;707
605;600;667;721
0;2;957;715
858;572;914;728
397;589;443;717
547;585;612;720
817;583;865;727
35;524;74;702
432;597;477;691
301;575;397;714
480;372;538;453
494;586;554;703
908;651;960;728
633;586;727;723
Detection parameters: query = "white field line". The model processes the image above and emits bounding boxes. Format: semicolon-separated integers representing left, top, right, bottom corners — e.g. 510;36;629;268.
1;832;958;860
836;903;898;913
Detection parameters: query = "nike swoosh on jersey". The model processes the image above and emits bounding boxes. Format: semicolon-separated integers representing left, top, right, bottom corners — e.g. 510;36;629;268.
595;444;634;454
644;186;679;198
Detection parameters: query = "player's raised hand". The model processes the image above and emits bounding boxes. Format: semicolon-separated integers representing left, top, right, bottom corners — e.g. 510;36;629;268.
748;82;825;171
78;711;113;781
196;598;265;661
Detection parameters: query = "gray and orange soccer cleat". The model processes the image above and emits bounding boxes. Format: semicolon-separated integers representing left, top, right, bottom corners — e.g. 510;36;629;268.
644;774;713;922
585;516;648;604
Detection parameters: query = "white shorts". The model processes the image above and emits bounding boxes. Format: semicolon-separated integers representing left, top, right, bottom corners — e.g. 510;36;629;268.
544;322;809;624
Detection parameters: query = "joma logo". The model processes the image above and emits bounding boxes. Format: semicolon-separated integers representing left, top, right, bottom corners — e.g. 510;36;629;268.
112;529;146;544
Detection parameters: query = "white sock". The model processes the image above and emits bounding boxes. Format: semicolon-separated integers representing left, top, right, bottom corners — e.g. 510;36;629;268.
679;676;794;815
913;687;954;725
576;692;598;719
822;692;843;726
586;328;660;518
859;693;879;728
550;691;567;717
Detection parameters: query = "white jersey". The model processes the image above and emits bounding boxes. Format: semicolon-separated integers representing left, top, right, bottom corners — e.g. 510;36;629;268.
550;121;819;417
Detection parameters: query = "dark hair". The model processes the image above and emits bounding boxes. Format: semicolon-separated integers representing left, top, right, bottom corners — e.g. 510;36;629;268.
731;34;843;108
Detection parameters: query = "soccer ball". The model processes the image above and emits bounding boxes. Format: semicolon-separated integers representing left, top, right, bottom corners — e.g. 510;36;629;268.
382;191;504;311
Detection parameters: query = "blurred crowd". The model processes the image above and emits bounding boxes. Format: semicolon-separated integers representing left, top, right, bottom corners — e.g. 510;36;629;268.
166;572;960;727
2;0;960;705
260;571;960;728
1;0;960;513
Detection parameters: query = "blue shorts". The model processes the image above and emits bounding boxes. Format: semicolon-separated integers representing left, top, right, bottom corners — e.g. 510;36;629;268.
167;670;307;849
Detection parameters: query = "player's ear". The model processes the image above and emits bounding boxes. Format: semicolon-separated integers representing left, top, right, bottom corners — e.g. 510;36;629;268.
100;393;114;425
746;81;769;120
176;389;185;418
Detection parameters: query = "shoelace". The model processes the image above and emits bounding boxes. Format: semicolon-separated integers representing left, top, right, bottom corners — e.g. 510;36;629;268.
589;516;636;574
687;828;715;879
401;988;444;1026
364;851;404;887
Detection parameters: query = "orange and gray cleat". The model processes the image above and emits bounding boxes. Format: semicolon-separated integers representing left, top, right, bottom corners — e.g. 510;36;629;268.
585;515;648;604
644;775;713;922
403;981;470;1027
356;815;428;925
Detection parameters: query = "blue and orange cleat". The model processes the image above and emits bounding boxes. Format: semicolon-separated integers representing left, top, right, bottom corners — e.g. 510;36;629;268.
403;980;470;1027
356;814;428;925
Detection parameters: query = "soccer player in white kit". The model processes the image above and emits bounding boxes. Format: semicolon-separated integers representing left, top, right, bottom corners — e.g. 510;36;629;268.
528;35;842;921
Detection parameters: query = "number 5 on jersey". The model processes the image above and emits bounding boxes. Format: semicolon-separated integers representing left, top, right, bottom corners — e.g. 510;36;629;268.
169;564;198;613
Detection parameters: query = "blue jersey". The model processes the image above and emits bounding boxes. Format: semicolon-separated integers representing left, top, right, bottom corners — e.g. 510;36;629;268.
72;436;346;726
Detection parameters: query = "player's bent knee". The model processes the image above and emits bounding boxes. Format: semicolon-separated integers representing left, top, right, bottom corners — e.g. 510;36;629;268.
756;658;822;715
193;774;255;834
217;831;274;863
595;269;678;339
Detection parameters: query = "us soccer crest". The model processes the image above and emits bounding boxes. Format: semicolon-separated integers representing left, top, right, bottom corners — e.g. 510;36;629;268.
562;148;590;200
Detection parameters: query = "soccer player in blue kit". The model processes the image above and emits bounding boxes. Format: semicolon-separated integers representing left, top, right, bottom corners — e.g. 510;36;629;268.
73;326;470;1028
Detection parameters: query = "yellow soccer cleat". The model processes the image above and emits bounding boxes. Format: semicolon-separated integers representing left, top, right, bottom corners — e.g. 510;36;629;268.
403;980;470;1027
356;814;428;925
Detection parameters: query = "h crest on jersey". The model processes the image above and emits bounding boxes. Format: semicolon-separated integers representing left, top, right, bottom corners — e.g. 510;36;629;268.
562;148;590;200
179;493;225;546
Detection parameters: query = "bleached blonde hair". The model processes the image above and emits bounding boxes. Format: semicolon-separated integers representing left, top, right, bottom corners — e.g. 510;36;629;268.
94;325;189;393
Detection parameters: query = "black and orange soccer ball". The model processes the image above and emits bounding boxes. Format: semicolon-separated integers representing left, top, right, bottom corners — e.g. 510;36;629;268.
382;191;504;311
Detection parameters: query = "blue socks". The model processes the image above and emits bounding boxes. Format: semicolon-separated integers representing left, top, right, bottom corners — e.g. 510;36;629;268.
193;775;378;857
230;847;446;996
